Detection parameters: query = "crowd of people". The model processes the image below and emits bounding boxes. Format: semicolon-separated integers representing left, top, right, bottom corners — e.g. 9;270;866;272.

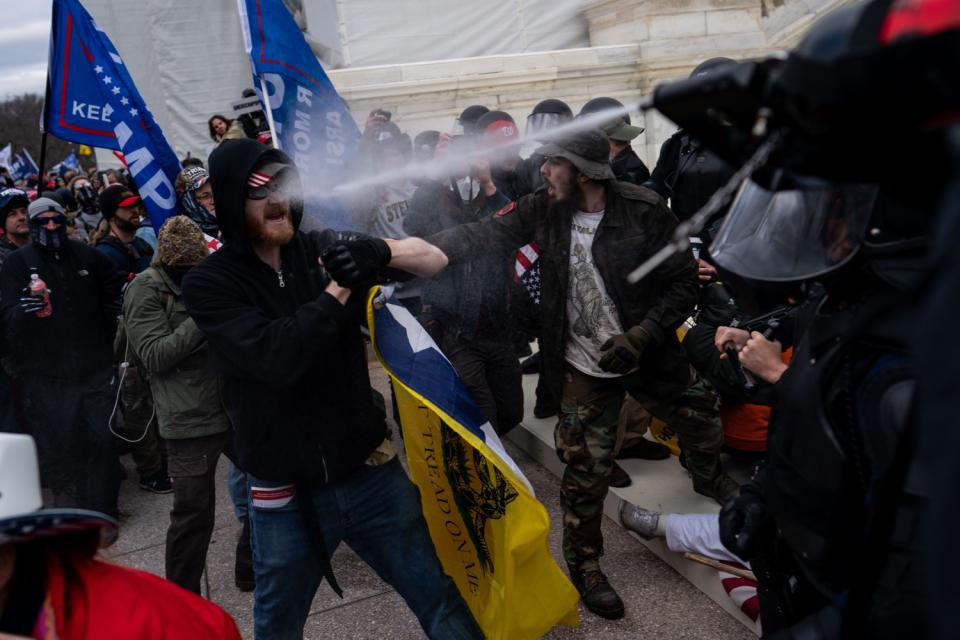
2;1;957;634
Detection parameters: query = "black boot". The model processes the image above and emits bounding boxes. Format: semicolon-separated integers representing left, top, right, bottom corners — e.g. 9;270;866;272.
569;566;625;620
608;462;632;488
235;518;255;592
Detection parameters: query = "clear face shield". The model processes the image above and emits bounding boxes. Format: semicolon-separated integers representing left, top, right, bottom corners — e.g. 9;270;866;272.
709;178;879;282
525;112;571;141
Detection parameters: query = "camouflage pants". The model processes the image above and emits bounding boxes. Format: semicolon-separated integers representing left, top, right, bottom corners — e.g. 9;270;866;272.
555;365;723;569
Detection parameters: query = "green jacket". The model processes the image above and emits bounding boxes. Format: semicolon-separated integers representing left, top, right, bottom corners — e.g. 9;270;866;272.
122;266;229;440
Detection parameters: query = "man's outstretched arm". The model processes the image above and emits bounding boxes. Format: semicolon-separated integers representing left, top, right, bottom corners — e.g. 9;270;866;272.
384;237;449;277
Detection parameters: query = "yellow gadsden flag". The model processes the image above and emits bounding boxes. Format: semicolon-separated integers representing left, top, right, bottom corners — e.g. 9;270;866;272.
367;288;579;639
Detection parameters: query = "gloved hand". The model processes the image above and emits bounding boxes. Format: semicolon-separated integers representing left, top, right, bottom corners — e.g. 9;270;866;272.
321;237;392;288
719;491;768;560
18;294;46;316
597;325;654;374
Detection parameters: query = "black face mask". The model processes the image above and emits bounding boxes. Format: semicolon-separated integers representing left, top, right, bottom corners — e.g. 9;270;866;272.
162;264;193;285
29;219;67;251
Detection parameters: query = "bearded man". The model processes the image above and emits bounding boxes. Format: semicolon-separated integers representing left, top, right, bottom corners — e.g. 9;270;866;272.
181;139;481;640
96;184;154;279
323;127;737;620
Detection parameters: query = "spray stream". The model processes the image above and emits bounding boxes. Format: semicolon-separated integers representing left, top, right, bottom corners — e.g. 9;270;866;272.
327;101;647;197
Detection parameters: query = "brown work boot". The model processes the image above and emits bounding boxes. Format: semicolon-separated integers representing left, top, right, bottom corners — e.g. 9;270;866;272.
569;566;625;620
693;471;740;506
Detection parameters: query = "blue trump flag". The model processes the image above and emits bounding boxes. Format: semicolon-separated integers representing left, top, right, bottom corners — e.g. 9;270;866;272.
237;0;360;228
47;0;180;229
10;149;39;181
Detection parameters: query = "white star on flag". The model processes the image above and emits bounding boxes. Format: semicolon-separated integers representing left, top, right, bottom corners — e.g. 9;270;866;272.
102;76;112;84
130;108;138;116
120;97;129;105
111;86;120;95
94;65;103;74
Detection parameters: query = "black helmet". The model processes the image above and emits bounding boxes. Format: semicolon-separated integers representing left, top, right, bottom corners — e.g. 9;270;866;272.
578;97;644;142
454;105;490;136
526;99;573;140
690;57;736;79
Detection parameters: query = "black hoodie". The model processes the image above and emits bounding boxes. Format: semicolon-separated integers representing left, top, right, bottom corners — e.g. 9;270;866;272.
181;139;387;483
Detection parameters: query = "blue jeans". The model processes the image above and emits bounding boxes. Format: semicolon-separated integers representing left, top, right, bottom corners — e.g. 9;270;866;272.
227;461;248;521
247;458;483;640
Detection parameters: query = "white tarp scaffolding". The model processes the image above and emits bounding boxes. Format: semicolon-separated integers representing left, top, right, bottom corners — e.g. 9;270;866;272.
83;0;590;168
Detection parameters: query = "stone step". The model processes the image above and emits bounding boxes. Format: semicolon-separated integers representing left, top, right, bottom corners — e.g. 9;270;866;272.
506;372;759;634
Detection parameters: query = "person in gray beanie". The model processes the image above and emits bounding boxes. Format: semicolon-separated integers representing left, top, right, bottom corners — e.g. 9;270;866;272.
0;194;125;517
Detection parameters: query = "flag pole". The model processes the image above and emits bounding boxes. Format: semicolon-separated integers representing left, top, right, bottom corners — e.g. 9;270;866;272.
258;76;281;150
37;69;52;186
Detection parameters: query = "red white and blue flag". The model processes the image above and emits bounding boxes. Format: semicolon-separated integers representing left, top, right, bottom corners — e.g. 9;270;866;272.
514;241;541;305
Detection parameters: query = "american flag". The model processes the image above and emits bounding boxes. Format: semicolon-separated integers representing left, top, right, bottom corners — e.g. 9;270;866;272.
514;241;541;305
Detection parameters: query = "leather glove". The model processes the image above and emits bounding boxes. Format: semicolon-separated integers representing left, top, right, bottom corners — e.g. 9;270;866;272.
718;491;768;561
597;325;654;374
320;237;392;288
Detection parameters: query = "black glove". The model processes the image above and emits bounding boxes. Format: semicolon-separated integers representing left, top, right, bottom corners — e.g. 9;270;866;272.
321;237;392;288
597;325;654;374
18;295;46;316
718;491;768;560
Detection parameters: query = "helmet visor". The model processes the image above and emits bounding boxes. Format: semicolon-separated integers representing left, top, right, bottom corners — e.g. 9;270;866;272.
526;112;570;139
709;179;878;282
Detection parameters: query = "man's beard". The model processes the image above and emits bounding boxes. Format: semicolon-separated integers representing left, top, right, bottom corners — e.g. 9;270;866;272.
246;206;294;246
114;216;140;233
548;172;581;204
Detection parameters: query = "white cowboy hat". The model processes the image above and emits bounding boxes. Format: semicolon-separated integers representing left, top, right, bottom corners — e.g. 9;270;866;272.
0;434;116;546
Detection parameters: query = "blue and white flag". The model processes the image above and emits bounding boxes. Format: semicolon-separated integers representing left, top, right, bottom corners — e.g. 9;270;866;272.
10;149;39;181
237;0;360;224
47;0;180;229
0;144;11;171
61;151;80;172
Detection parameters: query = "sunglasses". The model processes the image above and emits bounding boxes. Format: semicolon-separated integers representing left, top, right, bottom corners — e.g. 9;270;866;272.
35;214;67;226
246;176;290;201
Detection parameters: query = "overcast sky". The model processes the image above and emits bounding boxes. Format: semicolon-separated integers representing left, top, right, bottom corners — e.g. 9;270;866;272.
0;3;52;99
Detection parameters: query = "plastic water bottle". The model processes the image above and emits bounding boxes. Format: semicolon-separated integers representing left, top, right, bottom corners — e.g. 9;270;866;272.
29;273;52;318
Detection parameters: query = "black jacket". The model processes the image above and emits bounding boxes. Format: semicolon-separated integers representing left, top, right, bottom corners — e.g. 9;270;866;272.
0;240;123;380
182;139;386;483
610;146;651;185
404;181;516;340
428;182;698;402
645;130;735;226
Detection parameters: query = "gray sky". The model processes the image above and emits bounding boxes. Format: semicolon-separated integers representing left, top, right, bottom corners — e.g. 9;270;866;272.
0;2;52;99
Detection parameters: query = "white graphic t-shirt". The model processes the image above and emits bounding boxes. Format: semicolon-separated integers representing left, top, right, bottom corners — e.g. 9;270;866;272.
565;210;629;378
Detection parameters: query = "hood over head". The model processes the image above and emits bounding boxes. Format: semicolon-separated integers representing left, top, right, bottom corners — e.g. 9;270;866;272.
207;138;302;252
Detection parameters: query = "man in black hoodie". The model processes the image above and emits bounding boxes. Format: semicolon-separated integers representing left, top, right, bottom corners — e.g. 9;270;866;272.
181;139;481;640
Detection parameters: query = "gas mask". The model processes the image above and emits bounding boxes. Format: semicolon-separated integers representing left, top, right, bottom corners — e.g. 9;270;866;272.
74;184;98;216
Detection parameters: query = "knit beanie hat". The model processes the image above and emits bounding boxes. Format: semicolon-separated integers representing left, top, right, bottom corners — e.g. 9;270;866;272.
154;215;208;267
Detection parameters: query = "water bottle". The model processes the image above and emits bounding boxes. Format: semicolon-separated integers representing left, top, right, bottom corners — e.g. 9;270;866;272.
29;272;52;318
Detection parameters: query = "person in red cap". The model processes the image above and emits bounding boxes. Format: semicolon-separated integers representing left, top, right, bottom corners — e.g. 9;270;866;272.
0;433;241;639
96;184;155;278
